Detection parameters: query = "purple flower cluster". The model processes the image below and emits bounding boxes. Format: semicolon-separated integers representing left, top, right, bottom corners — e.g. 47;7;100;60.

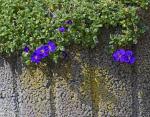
30;41;57;64
113;49;136;64
23;46;30;53
65;20;73;25
58;27;67;32
58;20;73;33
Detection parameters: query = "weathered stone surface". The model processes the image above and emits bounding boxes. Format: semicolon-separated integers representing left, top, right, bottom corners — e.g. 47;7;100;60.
0;57;18;117
17;66;55;117
0;36;149;117
88;48;133;117
136;41;150;117
136;9;150;117
54;49;93;117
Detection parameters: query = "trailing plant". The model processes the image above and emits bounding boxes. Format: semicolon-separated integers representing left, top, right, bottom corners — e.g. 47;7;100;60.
0;0;149;64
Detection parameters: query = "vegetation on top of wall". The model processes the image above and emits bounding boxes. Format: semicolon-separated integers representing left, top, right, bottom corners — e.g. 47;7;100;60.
0;0;149;64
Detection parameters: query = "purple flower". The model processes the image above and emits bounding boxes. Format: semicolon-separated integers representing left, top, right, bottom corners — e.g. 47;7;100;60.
30;52;42;64
65;20;73;25
47;41;57;53
113;49;136;64
128;57;136;64
30;42;57;64
124;50;135;64
23;46;30;53
126;50;133;56
35;45;49;58
113;49;126;63
58;26;67;32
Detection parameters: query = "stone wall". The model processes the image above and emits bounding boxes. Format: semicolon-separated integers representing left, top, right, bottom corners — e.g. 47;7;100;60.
0;10;150;117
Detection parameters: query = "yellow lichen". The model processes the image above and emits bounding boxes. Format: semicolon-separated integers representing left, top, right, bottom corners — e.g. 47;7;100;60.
20;68;46;89
81;64;116;116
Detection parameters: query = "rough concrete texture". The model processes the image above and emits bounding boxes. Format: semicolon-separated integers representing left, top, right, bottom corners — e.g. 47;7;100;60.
135;9;150;117
17;68;53;117
136;32;150;117
0;11;150;117
0;57;18;117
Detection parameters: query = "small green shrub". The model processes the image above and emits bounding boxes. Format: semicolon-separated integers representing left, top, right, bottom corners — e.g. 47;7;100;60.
0;0;149;64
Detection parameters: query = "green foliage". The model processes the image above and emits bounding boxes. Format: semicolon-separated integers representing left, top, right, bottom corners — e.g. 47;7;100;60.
0;0;149;64
0;0;51;54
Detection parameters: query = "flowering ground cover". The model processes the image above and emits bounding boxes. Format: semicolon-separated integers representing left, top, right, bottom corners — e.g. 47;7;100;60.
0;0;149;65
